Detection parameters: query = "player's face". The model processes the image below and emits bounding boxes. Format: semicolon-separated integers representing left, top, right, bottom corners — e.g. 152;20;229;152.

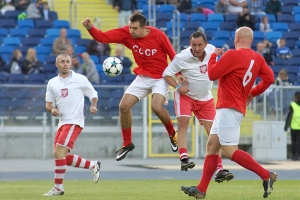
56;56;72;75
190;37;207;57
128;21;144;38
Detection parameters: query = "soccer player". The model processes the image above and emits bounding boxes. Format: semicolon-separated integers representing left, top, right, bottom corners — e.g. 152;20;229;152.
43;54;101;196
81;13;178;161
181;27;277;199
163;31;233;182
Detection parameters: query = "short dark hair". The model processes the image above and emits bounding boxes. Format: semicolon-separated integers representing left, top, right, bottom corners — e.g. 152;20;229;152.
130;13;147;27
190;31;207;43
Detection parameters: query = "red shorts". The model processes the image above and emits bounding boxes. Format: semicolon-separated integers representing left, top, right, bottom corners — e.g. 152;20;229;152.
54;124;82;150
174;94;216;122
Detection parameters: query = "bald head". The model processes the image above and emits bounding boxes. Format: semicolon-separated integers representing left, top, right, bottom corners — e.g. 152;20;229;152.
234;27;253;49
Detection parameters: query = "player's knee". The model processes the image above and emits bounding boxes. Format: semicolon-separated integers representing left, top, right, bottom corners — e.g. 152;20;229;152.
119;102;130;113
151;104;162;114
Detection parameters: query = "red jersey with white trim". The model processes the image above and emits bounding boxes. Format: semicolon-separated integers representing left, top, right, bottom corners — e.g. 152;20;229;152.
208;48;274;115
88;26;176;79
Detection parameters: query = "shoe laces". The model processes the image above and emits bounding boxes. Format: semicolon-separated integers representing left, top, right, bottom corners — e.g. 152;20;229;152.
171;133;177;145
116;146;125;154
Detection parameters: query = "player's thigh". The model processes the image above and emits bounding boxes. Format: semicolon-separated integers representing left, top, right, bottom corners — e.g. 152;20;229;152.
54;124;82;150
206;134;221;155
125;75;152;100
174;92;193;118
214;108;243;146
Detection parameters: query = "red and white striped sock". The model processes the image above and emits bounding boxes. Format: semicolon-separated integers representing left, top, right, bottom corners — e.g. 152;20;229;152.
66;154;94;169
179;148;188;161
54;159;66;191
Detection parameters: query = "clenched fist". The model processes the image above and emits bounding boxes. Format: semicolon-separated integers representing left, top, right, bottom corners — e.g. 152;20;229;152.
81;18;93;30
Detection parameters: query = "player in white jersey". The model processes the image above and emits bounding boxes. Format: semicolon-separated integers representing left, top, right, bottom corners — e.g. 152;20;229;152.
43;54;101;196
163;31;233;182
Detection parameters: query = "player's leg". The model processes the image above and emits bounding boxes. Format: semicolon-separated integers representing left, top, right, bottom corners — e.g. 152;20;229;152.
116;76;149;161
219;108;277;198
152;78;177;152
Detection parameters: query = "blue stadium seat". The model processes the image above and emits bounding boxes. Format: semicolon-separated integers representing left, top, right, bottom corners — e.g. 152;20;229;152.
166;21;184;37
190;13;206;23
40;37;56;46
219;22;236;31
36;20;53;29
295;14;300;23
289;23;300;31
45;55;57;64
46;28;60;38
17;19;34;29
207;14;224;22
271;22;289;32
213;30;230;40
89;55;99;64
251;39;261;49
27;74;46;84
103;75;123;85
2;37;21;47
285;40;295;49
180;30;194;47
67;29;81;40
156;13;172;29
4;10;21;19
291;49;300;57
283;32;299;43
45;72;57;80
22;37;40;46
37;54;46;63
74;46;86;54
253;31;265;41
266;31;282;42
293;6;300;15
159;4;175;15
9;28;28;38
18;46;30;55
76;38;91;47
184;21;200;32
201;22;220;31
224;14;238;22
175;13;189;23
34;46;52;55
0;73;7;84
124;74;136;85
277;14;294;23
28;28;46;38
226;39;234;49
273;57;286;66
0;46;14;55
0;19;16;29
283;0;299;6
281;6;294;15
208;39;226;47
0;28;8;38
259;14;276;23
201;0;216;10
49;11;58;21
99;55;109;64
7;74;26;84
271;65;282;75
287;58;300;66
53;20;70;29
43;63;57;73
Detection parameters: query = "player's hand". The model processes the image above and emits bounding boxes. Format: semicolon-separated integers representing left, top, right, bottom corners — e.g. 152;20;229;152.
213;48;224;56
51;108;59;116
90;106;98;114
114;6;120;11
176;74;187;84
246;94;254;106
177;85;189;95
81;18;93;30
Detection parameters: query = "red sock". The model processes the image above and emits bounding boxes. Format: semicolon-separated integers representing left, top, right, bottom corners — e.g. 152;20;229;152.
197;155;219;193
216;156;223;172
66;154;93;169
122;127;132;146
179;148;188;160
231;149;269;180
164;119;175;136
54;159;66;190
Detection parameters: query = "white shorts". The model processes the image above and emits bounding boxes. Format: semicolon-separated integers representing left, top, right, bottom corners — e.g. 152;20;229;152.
125;75;169;101
210;108;244;146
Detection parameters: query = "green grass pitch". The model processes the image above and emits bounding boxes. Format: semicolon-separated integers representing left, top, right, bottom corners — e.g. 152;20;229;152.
0;180;299;200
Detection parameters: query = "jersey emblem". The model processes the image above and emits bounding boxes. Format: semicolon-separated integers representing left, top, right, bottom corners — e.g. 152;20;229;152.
199;64;207;74
61;88;68;97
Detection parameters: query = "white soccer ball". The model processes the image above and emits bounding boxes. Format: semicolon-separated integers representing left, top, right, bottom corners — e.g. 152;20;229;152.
102;57;123;77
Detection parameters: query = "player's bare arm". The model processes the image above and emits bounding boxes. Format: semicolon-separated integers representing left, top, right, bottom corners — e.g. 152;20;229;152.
81;18;93;30
45;101;59;116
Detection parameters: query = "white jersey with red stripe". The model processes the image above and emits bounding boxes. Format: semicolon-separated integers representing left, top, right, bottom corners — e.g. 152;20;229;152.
163;44;216;101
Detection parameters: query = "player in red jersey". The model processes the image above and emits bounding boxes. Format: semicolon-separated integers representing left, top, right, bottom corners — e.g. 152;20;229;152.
82;13;178;161
181;27;277;199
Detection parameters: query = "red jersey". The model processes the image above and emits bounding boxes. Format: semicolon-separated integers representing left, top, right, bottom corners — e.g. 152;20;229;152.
88;26;176;79
208;48;274;115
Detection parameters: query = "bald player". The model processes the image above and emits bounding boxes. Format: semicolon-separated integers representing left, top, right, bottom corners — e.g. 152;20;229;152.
181;27;277;199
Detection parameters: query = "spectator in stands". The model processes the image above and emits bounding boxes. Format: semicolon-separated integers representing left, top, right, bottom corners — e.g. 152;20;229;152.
52;28;73;55
215;0;229;14
256;42;273;65
13;0;30;11
71;55;84;75
40;1;50;20
81;52;100;84
196;6;214;16
284;91;300;161
265;0;281;15
0;55;6;72
113;0;138;27
22;48;43;75
236;6;256;30
247;0;265;15
115;47;132;70
259;15;272;33
87;39;111;58
227;0;247;14
9;49;22;74
275;69;292;86
26;0;42;19
1;0;15;16
276;38;292;59
64;45;75;57
178;0;192;13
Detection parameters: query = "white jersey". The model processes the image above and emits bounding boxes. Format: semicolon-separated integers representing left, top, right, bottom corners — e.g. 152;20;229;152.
45;70;98;129
163;44;215;101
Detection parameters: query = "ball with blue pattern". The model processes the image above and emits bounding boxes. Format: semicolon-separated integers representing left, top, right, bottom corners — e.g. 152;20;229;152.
102;57;123;77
